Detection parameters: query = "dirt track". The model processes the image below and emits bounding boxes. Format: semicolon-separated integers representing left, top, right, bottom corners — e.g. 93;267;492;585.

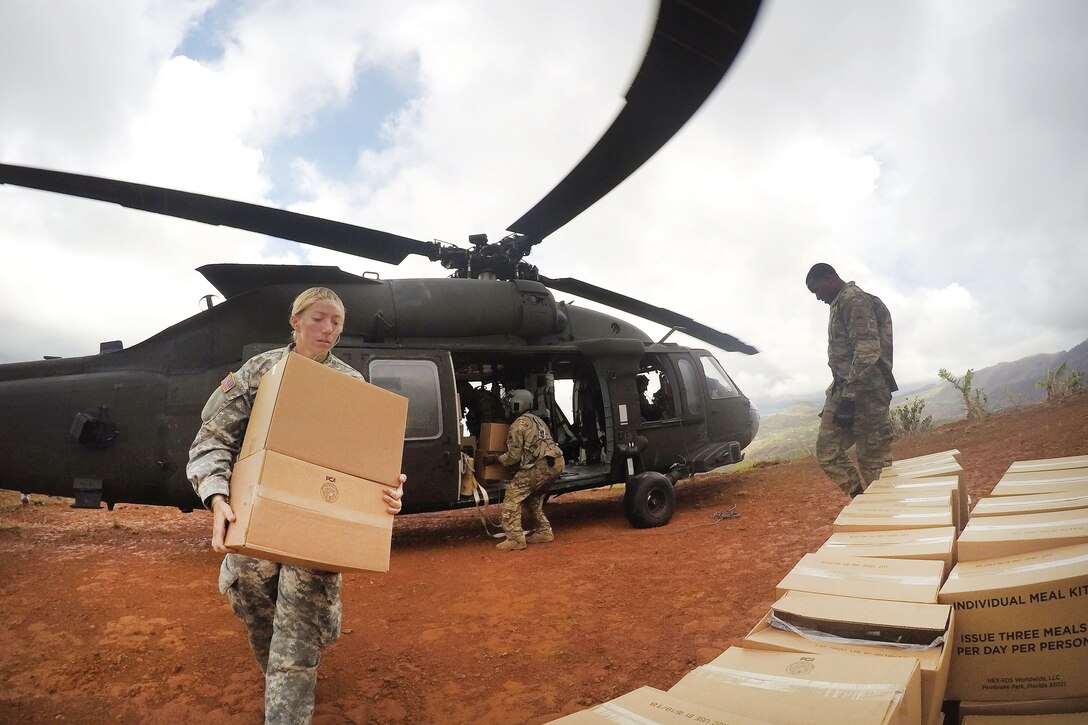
2;394;1087;724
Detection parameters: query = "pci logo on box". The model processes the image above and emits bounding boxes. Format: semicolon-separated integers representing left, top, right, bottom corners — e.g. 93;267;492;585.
227;352;409;573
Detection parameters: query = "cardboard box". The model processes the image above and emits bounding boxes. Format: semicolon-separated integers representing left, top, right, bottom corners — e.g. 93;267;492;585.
1006;456;1088;474
961;715;1088;724
958;694;1088;717
957;510;1088;561
996;469;1088;487
870;476;969;528
776;552;946;603
852;491;963;530
742;591;953;725
239;352;408;485
668;647;921;725
547;685;777;724
937;543;1088;701
820;526;957;574
971;492;1088;518
884;458;963;480
891;450;962;468
225;450;394;572
474;422;512;482
990;481;1088;497
834;505;955;533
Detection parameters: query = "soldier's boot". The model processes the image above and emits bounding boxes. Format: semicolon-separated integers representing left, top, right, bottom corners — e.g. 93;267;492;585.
496;534;527;551
526;529;554;544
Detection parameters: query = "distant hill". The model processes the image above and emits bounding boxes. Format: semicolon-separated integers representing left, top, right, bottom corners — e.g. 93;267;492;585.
745;338;1087;463
897;338;1088;422
744;401;820;462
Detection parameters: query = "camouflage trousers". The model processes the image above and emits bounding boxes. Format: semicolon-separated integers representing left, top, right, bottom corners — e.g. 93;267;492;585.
501;458;564;543
816;386;893;496
219;554;342;725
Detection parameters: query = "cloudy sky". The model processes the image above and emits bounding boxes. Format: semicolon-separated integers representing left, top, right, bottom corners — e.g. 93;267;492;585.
1;0;1085;412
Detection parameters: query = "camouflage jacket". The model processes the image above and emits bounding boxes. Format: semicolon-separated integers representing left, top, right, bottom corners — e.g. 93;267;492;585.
186;345;362;508
498;412;563;469
827;282;897;399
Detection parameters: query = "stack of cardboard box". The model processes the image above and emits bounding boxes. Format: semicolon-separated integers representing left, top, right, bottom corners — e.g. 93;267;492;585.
937;456;1088;719
547;452;1088;724
224;352;409;573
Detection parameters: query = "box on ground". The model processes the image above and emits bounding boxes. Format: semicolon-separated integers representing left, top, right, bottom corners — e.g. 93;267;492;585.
852;490;963;530
239;351;408;485
1006;456;1088;474
869;477;968;530
990;481;1088;497
889;450;962;468
937;542;1088;701
958;694;1088;717
884;458;963;481
956;510;1088;562
742;590;952;725
820;526;957;574
546;685;777;724
777;552;946;603
971;492;1088;517
995;469;1088;488
474;422;512;482
226;450;395;572
834;505;955;533
668;646;921;725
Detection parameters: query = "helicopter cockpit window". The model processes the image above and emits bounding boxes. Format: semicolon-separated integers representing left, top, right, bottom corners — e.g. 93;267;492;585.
368;359;443;440
699;355;740;400
676;357;704;416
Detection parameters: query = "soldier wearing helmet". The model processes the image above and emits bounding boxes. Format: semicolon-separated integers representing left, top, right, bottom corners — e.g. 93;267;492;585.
481;388;565;550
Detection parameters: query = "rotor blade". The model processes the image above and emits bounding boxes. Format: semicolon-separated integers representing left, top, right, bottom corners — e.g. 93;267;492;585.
197;263;380;300
0;163;438;265
508;0;762;242
540;275;758;355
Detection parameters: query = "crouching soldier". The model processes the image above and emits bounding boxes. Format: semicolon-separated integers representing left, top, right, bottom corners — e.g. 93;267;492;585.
481;389;564;551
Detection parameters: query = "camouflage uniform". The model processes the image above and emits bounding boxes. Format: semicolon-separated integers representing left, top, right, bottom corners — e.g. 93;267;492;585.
817;283;898;496
187;345;361;725
497;412;565;544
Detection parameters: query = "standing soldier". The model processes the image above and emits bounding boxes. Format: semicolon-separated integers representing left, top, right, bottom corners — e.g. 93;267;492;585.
481;389;565;550
805;263;897;497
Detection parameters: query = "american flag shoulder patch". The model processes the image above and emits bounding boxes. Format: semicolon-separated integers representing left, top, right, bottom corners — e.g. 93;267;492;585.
220;372;237;394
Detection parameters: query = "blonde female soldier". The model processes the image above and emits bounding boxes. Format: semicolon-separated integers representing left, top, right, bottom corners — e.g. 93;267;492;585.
187;286;405;725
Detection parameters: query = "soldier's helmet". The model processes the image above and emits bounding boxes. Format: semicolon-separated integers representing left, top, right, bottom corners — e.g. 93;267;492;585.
505;389;534;416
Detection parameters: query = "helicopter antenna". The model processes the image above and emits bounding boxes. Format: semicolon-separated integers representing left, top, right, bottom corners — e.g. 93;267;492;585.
200;294;218;311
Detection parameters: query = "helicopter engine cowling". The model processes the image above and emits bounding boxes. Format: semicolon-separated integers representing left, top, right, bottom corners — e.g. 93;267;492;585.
353;278;564;341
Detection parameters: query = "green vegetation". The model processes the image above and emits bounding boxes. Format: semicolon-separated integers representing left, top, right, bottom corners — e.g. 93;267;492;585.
890;396;932;438
1035;361;1083;402
938;368;990;422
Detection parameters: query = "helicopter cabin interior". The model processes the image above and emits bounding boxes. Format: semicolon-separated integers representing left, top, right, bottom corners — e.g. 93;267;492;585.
337;341;746;512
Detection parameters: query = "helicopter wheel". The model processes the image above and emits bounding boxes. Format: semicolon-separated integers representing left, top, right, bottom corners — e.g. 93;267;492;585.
623;471;675;528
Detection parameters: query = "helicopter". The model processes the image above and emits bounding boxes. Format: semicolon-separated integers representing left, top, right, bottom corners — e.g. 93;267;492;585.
0;0;762;528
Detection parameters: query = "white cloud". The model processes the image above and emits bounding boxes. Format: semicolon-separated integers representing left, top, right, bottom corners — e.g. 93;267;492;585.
1;0;1086;413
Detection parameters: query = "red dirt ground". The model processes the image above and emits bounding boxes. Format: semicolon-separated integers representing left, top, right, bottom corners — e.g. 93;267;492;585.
2;394;1087;724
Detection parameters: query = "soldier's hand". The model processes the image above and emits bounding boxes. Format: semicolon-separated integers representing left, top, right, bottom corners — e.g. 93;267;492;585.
382;474;407;515
833;399;856;428
210;496;236;554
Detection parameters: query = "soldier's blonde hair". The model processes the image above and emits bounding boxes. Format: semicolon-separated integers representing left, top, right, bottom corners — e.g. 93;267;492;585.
290;287;346;343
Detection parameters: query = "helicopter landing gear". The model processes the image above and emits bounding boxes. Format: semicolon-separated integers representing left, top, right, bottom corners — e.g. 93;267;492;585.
623;471;675;528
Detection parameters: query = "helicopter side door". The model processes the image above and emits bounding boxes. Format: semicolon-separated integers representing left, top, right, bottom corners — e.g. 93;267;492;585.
361;350;460;513
635;353;689;471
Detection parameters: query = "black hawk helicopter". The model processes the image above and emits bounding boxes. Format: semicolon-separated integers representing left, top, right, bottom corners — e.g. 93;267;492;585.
0;0;762;528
